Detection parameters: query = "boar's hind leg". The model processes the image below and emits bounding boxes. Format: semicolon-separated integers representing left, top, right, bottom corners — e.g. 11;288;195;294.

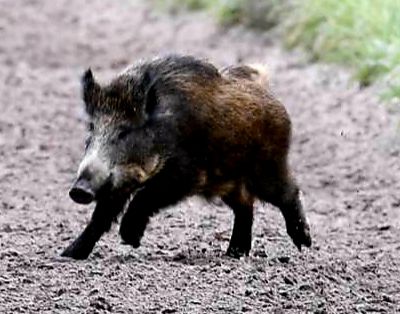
255;167;311;251
223;185;255;258
61;196;127;260
119;185;187;248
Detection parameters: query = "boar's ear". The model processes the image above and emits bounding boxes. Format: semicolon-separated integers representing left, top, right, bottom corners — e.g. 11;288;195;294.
81;68;100;115
138;69;159;120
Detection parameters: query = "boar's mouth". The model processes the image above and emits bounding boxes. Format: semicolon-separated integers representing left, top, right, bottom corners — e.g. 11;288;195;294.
69;174;144;205
69;156;164;205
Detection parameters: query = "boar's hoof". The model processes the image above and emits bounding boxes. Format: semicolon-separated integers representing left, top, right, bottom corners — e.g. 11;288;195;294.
121;239;141;248
226;246;250;259
61;242;91;260
287;219;312;251
120;231;141;248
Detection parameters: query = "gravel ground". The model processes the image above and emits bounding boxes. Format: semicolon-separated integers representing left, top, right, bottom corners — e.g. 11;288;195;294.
0;1;399;313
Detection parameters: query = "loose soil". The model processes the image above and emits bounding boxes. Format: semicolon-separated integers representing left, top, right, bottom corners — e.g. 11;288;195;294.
0;1;399;313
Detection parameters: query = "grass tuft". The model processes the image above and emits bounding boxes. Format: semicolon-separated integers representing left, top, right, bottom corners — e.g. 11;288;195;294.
154;0;291;29
154;0;208;12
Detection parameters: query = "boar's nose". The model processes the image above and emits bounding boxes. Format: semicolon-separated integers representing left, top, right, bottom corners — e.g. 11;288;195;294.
69;178;95;204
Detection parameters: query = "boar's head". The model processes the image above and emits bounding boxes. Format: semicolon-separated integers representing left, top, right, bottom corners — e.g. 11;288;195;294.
69;67;174;204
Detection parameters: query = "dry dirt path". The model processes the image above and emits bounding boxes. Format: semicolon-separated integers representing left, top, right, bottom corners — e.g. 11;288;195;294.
0;1;399;313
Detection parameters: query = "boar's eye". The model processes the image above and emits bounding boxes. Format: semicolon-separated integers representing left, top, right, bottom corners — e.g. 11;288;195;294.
87;122;94;132
117;126;133;140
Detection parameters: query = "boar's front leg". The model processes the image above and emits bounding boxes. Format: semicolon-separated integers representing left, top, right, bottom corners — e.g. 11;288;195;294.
61;195;127;260
223;184;255;258
119;183;188;248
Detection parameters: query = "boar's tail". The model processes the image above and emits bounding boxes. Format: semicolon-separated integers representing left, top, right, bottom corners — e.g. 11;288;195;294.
220;64;269;88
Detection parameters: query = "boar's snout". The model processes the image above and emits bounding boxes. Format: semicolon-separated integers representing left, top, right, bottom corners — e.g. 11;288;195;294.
71;143;112;204
69;178;95;204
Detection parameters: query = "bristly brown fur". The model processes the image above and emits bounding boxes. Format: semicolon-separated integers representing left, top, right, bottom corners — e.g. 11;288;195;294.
63;55;311;260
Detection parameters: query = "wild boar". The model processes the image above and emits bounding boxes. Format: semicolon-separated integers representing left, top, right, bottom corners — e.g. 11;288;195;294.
61;55;311;260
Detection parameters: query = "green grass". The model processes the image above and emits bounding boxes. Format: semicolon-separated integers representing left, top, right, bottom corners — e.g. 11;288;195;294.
286;0;400;98
154;0;400;99
154;0;208;11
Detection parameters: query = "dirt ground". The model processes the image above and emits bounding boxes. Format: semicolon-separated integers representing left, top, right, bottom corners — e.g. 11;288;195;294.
0;0;399;313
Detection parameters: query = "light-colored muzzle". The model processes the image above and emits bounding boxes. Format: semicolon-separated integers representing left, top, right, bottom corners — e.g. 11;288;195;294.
69;142;110;204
